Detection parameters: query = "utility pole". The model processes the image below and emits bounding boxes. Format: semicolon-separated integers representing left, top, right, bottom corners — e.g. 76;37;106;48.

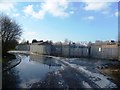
118;2;120;60
118;4;120;60
118;34;120;60
118;35;120;61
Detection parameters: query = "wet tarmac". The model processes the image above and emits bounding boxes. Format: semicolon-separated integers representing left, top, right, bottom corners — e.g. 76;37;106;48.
2;53;120;89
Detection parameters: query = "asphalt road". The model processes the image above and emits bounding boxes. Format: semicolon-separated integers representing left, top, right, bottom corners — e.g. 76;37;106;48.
2;53;119;89
31;56;118;89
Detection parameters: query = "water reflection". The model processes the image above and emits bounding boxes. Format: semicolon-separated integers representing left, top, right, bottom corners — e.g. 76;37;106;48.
2;68;20;88
3;54;61;88
30;54;61;68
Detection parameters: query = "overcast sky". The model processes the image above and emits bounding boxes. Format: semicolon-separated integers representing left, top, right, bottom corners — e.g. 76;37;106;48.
0;0;119;43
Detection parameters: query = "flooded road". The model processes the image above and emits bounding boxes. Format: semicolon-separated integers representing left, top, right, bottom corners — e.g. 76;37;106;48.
2;53;120;89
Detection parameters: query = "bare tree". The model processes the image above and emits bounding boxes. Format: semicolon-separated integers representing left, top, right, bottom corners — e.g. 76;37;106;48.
0;14;22;54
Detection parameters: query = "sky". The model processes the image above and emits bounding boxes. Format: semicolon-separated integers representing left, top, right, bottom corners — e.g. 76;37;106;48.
0;0;119;43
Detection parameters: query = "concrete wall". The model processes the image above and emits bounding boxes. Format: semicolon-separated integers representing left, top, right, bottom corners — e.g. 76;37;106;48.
91;46;102;58
53;45;120;59
82;47;89;57
70;47;81;57
51;45;62;56
30;44;51;55
16;44;30;51
51;45;88;57
70;47;89;57
91;45;118;60
62;45;70;57
102;46;118;59
29;43;119;60
118;46;120;60
54;45;89;58
51;45;89;58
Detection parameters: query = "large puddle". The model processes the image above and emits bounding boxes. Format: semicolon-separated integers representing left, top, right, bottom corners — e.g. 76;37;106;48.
2;53;120;88
2;54;61;88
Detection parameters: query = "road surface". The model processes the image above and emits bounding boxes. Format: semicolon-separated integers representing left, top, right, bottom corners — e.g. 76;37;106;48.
2;53;119;89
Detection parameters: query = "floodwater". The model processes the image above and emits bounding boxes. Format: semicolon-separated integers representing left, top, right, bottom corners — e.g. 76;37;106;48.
2;53;120;88
2;54;61;88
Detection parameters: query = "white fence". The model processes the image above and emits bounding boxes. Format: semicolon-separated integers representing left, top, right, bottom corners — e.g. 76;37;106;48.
90;45;118;60
30;44;51;55
53;45;89;57
17;44;119;60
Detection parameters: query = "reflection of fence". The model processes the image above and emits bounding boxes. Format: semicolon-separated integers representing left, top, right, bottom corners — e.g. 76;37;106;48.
30;54;61;67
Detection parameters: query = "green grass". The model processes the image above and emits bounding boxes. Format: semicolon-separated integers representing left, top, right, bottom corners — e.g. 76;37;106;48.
2;53;16;68
100;66;120;86
110;69;120;81
111;72;120;79
2;53;16;62
0;59;2;62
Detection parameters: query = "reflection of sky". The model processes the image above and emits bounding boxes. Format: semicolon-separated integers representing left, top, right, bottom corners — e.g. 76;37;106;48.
14;55;61;88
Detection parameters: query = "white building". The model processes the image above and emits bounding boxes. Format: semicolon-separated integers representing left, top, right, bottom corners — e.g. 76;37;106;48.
30;42;51;55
